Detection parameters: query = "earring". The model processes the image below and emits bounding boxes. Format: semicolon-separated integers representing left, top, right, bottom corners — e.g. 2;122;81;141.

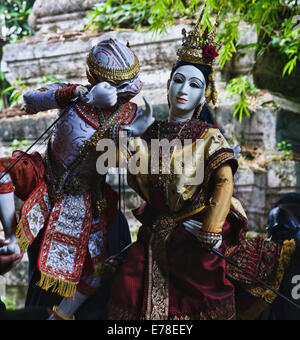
205;72;218;107
195;100;206;119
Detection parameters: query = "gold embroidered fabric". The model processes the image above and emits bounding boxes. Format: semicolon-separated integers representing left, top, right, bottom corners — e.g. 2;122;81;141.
109;300;236;320
127;127;239;220
146;216;175;320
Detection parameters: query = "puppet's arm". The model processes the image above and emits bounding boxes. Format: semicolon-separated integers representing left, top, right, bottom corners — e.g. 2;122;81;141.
23;83;86;114
0;167;20;254
184;164;233;248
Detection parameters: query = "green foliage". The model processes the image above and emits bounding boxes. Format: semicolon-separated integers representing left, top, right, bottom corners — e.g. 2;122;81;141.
0;0;35;43
3;76;27;108
38;75;63;86
213;0;300;76
1;296;16;311
130;225;140;242
11;138;29;148
9;138;29;156
0;1;35;112
87;0;300;76
226;76;259;122
86;0;201;34
271;16;300;76
85;1;153;32
0;71;9;112
277;140;292;152
276;140;293;160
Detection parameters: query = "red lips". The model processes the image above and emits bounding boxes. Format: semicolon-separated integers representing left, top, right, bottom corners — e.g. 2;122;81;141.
176;97;187;102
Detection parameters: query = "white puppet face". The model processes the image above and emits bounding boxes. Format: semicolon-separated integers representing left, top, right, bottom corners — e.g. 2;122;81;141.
168;65;206;117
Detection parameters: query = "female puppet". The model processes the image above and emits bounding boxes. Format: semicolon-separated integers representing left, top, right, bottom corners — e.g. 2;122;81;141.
108;13;296;320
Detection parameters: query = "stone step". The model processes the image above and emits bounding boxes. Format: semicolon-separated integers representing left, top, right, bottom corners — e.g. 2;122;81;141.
2;26;186;88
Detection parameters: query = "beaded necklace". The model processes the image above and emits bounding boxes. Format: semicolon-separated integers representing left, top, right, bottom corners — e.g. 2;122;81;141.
150;118;191;187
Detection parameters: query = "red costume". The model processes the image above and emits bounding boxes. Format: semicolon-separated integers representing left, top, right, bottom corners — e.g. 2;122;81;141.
108;113;295;320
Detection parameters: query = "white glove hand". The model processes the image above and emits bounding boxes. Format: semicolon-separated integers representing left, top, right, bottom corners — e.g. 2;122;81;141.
83;82;117;109
0;235;21;255
183;219;203;234
75;85;89;101
231;144;241;159
184;219;222;250
48;291;88;320
122;96;154;137
0;191;20;254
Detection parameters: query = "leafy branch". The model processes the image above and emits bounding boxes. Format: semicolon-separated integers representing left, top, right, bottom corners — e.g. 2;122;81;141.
226;76;259;122
85;0;201;34
0;0;35;112
3;76;27;108
0;0;35;43
86;0;300;76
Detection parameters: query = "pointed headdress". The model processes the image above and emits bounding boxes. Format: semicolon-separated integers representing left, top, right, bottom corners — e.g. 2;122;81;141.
175;5;221;106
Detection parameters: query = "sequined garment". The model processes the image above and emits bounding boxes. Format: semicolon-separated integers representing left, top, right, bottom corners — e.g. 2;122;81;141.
108;119;295;320
14;82;139;297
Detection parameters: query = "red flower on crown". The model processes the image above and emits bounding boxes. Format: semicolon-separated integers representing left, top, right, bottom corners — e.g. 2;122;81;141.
203;45;219;62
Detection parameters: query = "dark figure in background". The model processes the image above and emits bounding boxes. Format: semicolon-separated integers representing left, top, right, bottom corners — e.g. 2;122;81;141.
259;193;300;320
267;193;300;247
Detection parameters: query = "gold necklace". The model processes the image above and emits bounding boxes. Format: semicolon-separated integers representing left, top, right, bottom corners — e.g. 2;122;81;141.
150;118;191;188
158;118;191;140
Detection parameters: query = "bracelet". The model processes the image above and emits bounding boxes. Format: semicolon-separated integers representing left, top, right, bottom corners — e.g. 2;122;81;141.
196;230;222;247
52;305;75;321
55;85;79;108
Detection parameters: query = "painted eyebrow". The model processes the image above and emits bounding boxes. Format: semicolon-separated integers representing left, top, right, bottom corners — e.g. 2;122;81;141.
174;72;204;85
190;77;204;85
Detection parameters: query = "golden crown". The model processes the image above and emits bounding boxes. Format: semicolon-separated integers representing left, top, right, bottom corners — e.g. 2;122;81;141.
177;6;220;67
87;51;140;85
86;40;140;85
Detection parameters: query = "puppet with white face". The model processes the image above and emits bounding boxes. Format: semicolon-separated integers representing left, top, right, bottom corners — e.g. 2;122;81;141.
108;16;296;319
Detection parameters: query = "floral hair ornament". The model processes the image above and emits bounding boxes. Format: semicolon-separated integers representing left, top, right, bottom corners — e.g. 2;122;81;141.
176;5;221;106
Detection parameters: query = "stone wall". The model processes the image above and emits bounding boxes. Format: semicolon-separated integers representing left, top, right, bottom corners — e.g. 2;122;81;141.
28;0;102;34
215;91;300;231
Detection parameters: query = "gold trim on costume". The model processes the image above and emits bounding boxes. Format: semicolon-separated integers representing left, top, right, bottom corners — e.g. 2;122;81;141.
238;239;296;320
146;216;175;320
87;52;140;84
52;305;75;320
248;239;296;304
15;217;30;252
37;271;77;298
109;300;236;320
174;205;206;222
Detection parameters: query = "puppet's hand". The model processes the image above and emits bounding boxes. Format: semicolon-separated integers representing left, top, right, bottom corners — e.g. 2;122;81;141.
0;235;21;255
83;82;117;109
0;235;22;256
231;144;241;159
184;219;222;249
101;254;126;280
0;239;22;275
0;182;21;255
75;85;89;101
122;96;154;137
